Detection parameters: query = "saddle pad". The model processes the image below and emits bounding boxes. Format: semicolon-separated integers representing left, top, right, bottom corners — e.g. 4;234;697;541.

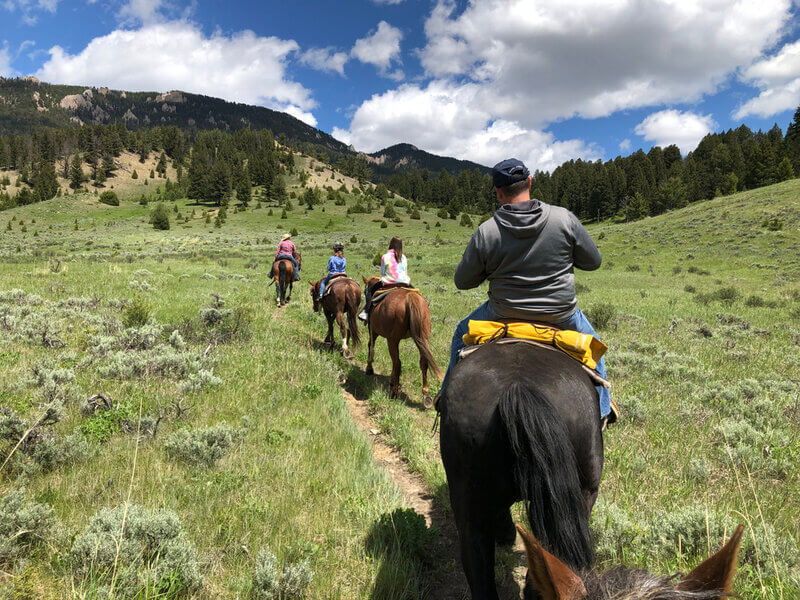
322;276;350;298
459;338;610;388
462;320;607;370
371;285;420;307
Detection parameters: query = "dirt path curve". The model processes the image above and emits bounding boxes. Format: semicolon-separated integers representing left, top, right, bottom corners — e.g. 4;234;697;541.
340;389;471;599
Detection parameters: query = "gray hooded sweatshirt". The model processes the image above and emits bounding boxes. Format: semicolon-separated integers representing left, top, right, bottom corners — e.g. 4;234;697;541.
454;200;601;323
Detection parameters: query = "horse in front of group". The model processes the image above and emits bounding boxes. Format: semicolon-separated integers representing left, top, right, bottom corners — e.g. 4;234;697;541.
310;275;361;357
272;252;301;307
439;340;743;599
361;276;441;406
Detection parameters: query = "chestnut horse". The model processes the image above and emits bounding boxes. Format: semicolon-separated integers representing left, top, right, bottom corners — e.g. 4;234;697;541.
310;276;361;356
362;276;442;405
517;522;743;600
272;252;301;307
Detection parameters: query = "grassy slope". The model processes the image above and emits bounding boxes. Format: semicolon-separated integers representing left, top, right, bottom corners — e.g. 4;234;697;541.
0;163;798;598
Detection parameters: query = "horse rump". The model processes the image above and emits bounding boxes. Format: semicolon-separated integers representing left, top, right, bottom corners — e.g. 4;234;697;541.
497;382;593;571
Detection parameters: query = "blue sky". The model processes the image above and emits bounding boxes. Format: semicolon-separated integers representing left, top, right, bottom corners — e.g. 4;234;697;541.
2;0;800;171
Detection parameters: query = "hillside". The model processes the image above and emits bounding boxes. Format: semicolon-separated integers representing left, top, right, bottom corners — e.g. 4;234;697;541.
0;144;798;598
0;77;487;177
366;143;489;176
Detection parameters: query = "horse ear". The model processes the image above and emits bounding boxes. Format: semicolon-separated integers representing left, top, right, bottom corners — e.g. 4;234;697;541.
308;281;315;287
362;275;368;284
516;525;586;600
678;524;744;598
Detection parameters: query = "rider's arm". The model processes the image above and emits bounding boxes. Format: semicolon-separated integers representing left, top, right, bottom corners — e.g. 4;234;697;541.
454;230;487;290
570;213;602;271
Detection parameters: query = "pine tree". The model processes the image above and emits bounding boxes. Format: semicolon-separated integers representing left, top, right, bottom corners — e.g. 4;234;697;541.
236;168;252;206
777;156;794;182
149;203;170;230
33;160;58;202
208;161;231;206
785;106;800;172
69;153;84;189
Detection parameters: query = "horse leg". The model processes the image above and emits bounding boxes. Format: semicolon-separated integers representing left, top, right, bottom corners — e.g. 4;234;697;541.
275;278;281;306
286;281;292;303
450;486;499;600
419;346;432;407
365;328;376;375
336;310;348;356
325;312;335;347
387;338;401;398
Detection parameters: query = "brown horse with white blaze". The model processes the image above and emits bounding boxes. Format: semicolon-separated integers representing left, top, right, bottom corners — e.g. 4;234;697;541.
310;276;361;356
272;252;301;307
362;276;442;404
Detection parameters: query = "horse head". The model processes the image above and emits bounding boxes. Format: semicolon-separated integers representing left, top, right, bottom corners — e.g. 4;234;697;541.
296;251;302;270
362;275;380;289
517;524;744;600
309;280;321;312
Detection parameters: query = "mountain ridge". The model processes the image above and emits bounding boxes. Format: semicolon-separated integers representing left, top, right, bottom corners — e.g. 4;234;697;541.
0;76;486;177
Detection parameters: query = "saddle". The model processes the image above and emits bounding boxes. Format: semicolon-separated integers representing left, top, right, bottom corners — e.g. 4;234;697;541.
370;283;419;308
322;274;349;298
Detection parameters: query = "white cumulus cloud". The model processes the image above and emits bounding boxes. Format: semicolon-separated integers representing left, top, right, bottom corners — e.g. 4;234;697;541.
0;44;16;77
735;40;800;118
300;47;348;76
118;0;165;24
418;0;790;125
634;110;715;153
2;0;60;24
35;21;317;124
351;21;403;77
334;81;599;172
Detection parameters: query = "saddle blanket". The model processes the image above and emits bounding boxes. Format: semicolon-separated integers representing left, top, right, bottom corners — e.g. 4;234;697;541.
370;284;420;307
322;274;348;298
462;320;607;370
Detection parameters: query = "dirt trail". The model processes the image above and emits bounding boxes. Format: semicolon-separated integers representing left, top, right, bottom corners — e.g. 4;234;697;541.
341;388;470;599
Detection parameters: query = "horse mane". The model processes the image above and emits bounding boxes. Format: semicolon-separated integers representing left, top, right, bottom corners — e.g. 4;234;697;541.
581;567;728;600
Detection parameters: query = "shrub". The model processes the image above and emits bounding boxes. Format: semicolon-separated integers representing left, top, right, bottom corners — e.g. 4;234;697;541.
372;253;382;267
745;294;766;307
380;220;388;229
586;302;616;329
290;227;298;236
253;546;314;600
164;422;240;466
122;294;151;328
181;369;222;393
98;191;119;206
695;286;739;306
70;504;202;595
0;489;54;565
149;203;170;230
459;212;473;227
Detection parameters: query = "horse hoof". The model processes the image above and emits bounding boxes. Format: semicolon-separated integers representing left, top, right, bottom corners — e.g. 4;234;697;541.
423;395;434;410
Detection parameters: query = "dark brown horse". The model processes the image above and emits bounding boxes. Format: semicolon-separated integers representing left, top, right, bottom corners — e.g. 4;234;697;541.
310;276;361;356
361;276;442;405
272;252;301;307
517;522;744;600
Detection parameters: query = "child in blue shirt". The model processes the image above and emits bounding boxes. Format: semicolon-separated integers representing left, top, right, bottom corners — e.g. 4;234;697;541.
318;243;347;298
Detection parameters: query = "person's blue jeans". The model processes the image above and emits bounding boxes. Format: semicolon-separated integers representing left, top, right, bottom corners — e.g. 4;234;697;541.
274;254;300;281
441;302;610;418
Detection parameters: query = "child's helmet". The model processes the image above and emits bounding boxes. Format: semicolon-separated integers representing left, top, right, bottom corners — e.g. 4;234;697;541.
333;242;344;252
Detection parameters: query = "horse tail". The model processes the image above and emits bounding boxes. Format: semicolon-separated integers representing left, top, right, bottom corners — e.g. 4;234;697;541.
278;261;286;292
497;382;593;571
406;293;443;380
346;287;361;349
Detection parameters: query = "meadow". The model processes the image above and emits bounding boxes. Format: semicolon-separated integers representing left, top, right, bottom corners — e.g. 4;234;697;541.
0;156;798;599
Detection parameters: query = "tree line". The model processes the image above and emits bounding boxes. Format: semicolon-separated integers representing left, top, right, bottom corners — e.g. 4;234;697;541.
2;107;800;223
376;109;800;222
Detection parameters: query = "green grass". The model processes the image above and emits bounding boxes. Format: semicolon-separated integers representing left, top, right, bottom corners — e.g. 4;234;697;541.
0;168;798;598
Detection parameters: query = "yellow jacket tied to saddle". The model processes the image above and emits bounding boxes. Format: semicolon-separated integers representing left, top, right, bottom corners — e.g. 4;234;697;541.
462;320;607;370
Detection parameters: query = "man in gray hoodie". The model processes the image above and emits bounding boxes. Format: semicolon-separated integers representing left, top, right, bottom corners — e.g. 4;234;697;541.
441;158;612;423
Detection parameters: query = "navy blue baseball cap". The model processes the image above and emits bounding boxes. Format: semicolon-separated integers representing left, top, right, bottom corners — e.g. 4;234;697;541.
492;158;530;188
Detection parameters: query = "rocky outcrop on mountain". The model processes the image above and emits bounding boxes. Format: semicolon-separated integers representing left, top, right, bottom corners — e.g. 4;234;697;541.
59;92;92;110
161;103;176;113
123;109;138;122
155;91;185;103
